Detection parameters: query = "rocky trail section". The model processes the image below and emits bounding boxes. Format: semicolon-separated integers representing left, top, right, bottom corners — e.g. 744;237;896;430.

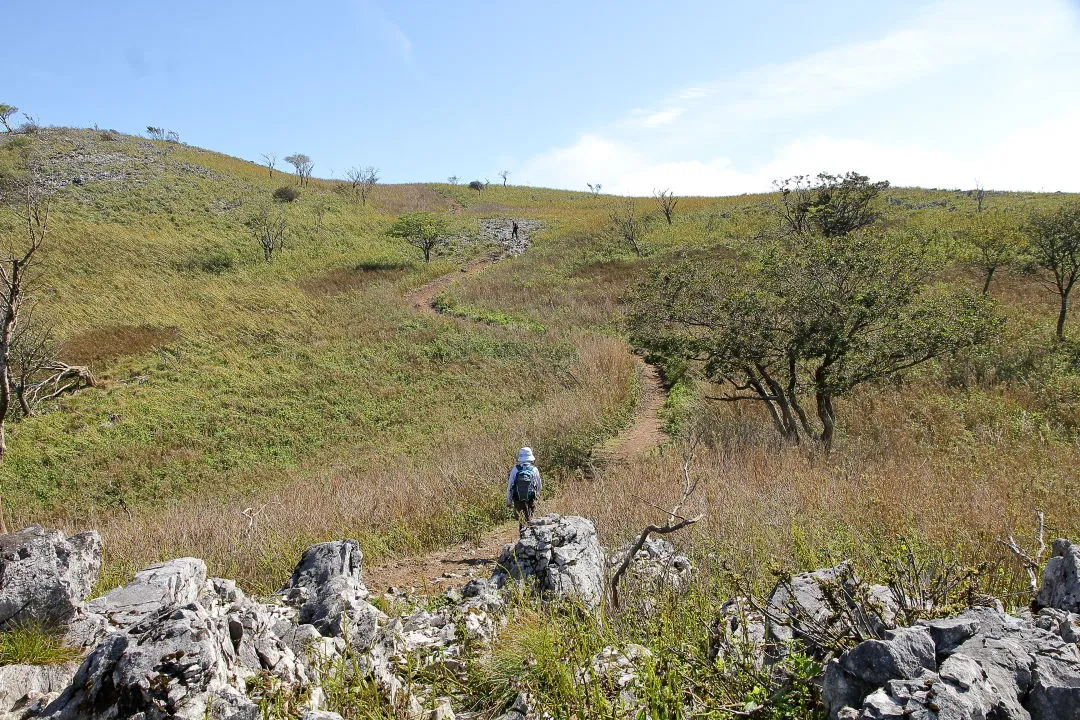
5;520;1080;718
0;516;686;719
405;217;539;314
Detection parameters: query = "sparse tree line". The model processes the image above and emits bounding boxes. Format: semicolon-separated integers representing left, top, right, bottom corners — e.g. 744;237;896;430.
628;172;1080;451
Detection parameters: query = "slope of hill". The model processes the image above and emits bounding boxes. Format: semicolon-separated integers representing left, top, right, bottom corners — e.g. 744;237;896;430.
0;128;641;590
2;125;1080;609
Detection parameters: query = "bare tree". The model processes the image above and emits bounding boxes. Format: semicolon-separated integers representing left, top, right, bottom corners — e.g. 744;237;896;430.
610;439;703;609
284;154;314;186
261;153;277;179
0;105;17;133
587;183;603;196
611;198;651;257
0;189;47;458
973;182;988;213
146;126;165;140
499;170;510;187
1028;203;1080;340
10;318;93;419
447;175;459;185
346;166;379;205
654;188;678;225
247;205;287;262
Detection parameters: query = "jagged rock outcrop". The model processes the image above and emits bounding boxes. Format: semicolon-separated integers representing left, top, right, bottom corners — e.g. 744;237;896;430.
1036;538;1080;613
823;606;1080;719
280;539;384;651
0;526;101;629
0;663;79;719
88;557;209;629
491;515;605;609
42;574;309;720
764;562;897;658
608;537;693;593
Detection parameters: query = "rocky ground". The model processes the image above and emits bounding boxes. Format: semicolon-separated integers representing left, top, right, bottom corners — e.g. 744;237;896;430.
2;520;1080;719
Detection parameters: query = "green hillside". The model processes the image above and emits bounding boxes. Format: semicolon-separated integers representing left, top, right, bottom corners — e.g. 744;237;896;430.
2;126;1080;605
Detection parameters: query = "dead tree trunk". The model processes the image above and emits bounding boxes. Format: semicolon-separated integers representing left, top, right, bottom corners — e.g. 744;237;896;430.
0;190;48;459
610;441;703;609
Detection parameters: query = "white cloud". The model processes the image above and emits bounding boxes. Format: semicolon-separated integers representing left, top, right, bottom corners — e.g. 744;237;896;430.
520;0;1080;195
640;108;684;127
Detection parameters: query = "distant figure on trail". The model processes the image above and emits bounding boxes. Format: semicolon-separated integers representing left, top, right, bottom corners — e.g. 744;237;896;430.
507;447;541;531
511;221;519;240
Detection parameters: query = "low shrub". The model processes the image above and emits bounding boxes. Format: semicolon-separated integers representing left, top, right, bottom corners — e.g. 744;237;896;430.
272;185;299;203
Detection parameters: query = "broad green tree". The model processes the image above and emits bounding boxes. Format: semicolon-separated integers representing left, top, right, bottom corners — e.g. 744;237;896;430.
961;208;1025;295
388;212;449;263
468;180;484;199
1028;203;1080;341
629;174;998;450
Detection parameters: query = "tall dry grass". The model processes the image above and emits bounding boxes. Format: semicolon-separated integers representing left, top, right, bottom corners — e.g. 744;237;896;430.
60;334;635;594
555;380;1080;601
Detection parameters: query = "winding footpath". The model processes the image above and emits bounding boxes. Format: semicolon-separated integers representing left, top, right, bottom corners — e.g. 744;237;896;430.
365;221;667;594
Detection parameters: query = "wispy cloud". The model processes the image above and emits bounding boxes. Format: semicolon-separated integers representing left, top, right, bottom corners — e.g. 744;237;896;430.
355;0;414;63
521;0;1080;194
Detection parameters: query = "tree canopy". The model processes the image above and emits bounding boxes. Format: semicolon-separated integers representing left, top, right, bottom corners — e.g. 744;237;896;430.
629;174;999;450
388;212;450;263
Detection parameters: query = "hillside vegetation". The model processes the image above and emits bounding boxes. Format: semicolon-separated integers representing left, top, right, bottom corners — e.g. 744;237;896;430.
3;125;1080;717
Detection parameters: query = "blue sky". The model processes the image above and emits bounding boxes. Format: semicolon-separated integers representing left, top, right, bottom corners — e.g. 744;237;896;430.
5;0;1080;193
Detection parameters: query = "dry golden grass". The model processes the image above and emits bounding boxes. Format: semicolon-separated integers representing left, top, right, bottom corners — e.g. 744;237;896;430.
60;325;181;367
554;376;1080;600
65;333;635;594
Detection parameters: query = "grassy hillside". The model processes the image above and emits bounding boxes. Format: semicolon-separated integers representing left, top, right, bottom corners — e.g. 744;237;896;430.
2;126;1080;608
0;128;638;590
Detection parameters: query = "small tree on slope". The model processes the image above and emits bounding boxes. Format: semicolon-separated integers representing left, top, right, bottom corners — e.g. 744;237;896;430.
628;173;999;451
388;212;449;263
1028;203;1080;341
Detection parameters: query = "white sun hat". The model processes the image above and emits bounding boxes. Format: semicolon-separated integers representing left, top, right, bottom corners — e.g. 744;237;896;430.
517;447;535;463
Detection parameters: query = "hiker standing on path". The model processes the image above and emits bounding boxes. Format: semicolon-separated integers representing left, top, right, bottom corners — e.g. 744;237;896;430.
511;221;519;240
507;447;541;531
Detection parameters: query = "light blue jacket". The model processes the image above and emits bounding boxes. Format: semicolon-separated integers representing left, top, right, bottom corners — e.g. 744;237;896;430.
506;462;542;505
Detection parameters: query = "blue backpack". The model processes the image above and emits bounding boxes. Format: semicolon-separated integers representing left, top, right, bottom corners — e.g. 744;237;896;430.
512;463;538;502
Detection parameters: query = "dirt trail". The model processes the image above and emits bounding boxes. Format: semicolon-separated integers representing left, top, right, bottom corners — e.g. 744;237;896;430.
405;260;491;314
364;240;668;596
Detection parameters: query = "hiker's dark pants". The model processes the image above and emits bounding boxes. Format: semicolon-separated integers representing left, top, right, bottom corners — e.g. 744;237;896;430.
513;498;535;525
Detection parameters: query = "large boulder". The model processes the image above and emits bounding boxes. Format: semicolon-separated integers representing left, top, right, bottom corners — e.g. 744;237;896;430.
764;562;895;658
281;539;384;651
43;603;239;720
608;537;693;594
491;515;605;610
1036;538;1080;613
87;557;209;631
0;526;102;629
43;576;307;720
824;606;1080;720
